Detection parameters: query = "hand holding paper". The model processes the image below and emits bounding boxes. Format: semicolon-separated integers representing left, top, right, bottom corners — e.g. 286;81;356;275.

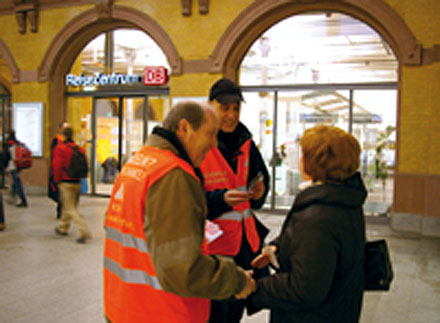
251;245;279;269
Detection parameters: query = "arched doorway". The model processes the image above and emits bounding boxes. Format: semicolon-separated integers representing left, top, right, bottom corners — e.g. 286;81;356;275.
39;6;179;196
208;0;421;215
238;12;398;215
66;28;170;195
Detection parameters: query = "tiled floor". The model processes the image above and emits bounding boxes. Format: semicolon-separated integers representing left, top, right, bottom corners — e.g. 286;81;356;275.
0;195;439;323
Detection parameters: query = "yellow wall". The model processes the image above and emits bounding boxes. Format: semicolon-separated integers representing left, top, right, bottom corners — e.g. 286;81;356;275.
169;73;222;100
0;5;92;71
384;0;440;174
125;0;253;59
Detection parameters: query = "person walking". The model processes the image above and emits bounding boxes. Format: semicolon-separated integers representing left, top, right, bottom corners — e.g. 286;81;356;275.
6;130;28;208
0;193;5;231
52;126;91;244
103;101;256;323
199;78;270;323
248;124;367;323
0;145;9;231
49;122;70;219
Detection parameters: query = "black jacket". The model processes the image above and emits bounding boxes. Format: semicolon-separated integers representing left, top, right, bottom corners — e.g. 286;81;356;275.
203;122;270;219
248;173;367;323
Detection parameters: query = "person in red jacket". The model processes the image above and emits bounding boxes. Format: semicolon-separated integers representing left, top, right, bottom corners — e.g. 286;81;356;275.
5;130;28;207
49;121;70;219
52;126;91;244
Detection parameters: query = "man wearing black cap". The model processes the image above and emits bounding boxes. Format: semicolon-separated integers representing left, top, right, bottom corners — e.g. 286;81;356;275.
199;78;270;323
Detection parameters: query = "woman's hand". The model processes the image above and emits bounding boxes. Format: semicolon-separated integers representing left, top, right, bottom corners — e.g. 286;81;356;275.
251;245;278;269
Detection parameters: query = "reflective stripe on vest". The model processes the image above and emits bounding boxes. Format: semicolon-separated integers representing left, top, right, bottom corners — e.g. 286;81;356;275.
106;226;149;253
218;209;251;221
104;257;162;289
200;139;260;255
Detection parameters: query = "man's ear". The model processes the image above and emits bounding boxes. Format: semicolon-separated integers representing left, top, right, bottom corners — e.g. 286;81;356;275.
176;118;190;139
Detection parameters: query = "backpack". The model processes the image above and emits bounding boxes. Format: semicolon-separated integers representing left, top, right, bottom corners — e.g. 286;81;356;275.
14;142;32;169
66;144;88;178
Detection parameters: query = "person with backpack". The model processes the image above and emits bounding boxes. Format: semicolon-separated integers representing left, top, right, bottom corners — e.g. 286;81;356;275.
52;126;91;244
6;130;28;208
49;122;70;219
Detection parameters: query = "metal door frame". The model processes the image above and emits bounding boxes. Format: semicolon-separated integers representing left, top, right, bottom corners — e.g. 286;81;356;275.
241;82;397;212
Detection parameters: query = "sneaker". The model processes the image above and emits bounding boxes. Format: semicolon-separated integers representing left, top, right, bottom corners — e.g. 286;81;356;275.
16;203;28;208
76;234;91;244
0;223;5;231
54;227;68;236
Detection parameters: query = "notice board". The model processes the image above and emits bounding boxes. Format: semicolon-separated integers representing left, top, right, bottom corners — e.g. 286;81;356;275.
13;102;43;157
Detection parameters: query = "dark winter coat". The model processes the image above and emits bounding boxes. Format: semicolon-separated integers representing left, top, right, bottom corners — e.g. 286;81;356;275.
248;172;367;323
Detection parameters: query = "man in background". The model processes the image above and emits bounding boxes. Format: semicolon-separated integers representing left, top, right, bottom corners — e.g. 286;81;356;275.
49;122;70;219
200;78;270;323
52;126;91;244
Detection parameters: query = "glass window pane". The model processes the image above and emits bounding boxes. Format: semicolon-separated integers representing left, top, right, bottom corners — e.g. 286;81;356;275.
241;91;273;209
67;29;169;92
353;90;397;215
240;12;397;86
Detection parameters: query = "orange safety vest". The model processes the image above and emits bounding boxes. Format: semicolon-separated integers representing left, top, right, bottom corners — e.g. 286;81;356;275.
103;146;210;323
199;139;260;256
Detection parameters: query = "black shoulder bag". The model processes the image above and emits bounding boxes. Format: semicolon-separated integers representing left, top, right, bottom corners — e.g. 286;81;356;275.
364;239;394;291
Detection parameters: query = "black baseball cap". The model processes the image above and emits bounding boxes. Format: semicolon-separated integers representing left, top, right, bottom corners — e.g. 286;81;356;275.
209;78;244;104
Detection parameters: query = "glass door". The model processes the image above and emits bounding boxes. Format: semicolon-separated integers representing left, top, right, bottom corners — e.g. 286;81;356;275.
94;97;121;195
93;95;152;196
67;91;169;196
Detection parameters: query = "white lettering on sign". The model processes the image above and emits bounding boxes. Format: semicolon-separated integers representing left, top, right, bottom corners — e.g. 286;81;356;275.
143;66;168;86
65;72;142;87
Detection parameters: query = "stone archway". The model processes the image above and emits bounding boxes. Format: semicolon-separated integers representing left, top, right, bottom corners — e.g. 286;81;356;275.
39;4;181;138
209;0;421;80
0;38;19;84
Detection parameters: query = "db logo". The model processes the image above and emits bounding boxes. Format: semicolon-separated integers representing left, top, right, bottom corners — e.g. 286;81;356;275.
143;66;168;86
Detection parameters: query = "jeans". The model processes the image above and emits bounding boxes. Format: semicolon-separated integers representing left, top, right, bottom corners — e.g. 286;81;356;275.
11;170;27;205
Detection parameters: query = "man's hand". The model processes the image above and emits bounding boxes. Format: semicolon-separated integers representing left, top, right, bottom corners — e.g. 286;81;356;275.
234;270;256;299
251;245;278;269
249;181;265;201
224;189;252;207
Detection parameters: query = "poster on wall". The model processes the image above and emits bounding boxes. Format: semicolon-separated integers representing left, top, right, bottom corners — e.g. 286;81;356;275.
13;102;43;157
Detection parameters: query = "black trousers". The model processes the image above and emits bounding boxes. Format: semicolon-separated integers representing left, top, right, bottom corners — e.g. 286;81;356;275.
208;231;269;323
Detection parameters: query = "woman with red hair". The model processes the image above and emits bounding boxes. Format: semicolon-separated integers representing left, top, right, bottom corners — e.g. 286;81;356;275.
248;124;367;323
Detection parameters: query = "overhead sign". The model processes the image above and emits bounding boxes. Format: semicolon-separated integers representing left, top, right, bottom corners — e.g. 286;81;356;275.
66;66;169;87
300;113;338;123
66;73;142;87
143;66;168;86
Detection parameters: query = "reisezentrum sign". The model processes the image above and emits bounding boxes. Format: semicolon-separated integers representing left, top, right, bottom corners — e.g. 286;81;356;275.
66;66;168;87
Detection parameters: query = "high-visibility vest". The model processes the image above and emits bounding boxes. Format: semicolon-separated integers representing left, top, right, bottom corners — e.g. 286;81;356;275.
103;146;210;323
199;139;260;256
